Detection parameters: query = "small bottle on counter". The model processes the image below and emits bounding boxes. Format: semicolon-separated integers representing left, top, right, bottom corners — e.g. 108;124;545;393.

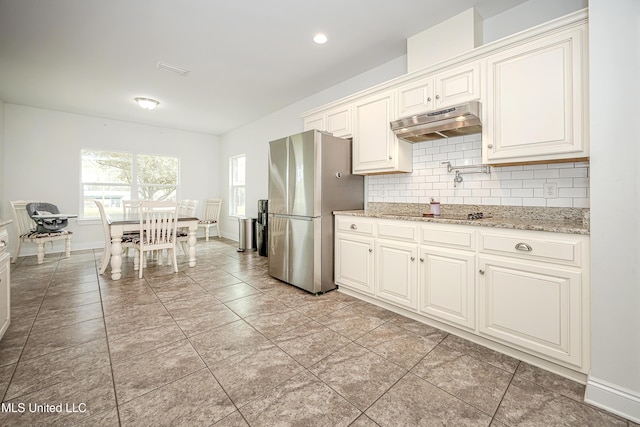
430;199;441;217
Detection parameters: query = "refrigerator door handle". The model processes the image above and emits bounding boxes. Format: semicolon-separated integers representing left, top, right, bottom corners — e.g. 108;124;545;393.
271;214;314;221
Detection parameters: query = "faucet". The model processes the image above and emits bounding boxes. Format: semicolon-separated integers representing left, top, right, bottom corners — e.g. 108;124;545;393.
454;170;464;187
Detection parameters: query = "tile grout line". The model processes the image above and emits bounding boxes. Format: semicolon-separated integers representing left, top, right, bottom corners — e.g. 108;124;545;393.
96;248;125;427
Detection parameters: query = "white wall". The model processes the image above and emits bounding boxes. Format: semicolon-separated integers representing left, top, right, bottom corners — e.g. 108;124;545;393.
483;0;588;43
3;104;220;255
586;0;640;421
217;56;407;239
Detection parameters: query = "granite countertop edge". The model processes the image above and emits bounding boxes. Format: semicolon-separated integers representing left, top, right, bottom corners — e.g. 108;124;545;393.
334;210;590;235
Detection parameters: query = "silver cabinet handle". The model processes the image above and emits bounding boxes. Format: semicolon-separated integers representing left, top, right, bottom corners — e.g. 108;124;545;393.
388;156;393;160
487;144;493;149
427;97;432;102
0;240;6;247
369;248;373;253
350;224;357;230
479;269;485;275
411;257;415;261
435;95;440;99
515;242;533;252
420;258;424;262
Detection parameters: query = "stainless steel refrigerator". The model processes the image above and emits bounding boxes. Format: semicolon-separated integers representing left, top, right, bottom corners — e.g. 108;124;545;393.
268;130;364;293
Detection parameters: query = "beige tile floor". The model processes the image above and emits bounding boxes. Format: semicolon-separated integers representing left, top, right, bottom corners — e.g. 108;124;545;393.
0;238;637;426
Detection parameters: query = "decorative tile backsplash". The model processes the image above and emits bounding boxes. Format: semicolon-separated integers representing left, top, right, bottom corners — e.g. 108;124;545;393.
367;133;590;208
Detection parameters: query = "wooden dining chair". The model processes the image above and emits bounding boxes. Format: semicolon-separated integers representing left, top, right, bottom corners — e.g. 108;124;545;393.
95;200;138;275
132;201;179;278
197;198;222;240
177;199;199;255
122;199;140;219
9;200;73;264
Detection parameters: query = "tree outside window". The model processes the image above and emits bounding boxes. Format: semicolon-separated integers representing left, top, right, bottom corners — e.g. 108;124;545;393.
81;149;179;219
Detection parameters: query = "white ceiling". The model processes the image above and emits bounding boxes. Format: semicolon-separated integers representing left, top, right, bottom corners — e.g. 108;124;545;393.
0;0;525;135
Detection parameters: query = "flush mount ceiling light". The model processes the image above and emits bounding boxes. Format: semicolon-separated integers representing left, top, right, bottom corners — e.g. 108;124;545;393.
135;97;160;110
313;33;328;44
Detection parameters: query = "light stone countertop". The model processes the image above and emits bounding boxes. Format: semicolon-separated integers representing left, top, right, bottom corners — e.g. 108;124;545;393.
335;203;589;235
0;219;12;228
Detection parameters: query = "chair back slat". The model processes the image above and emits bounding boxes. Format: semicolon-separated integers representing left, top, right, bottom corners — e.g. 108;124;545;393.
10;200;38;235
138;201;178;251
203;199;222;222
178;199;199;217
123;200;140;220
94;200;111;241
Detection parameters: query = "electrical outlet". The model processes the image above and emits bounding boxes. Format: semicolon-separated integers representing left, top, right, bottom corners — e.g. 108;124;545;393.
543;182;558;199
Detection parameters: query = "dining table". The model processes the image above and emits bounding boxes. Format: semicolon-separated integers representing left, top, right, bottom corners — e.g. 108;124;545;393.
108;213;199;280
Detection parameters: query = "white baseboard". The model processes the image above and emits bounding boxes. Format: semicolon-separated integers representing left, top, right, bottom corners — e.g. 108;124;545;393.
585;377;640;423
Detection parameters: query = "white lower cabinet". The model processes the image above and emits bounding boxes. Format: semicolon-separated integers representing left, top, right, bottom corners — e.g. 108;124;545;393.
334;215;589;373
1;223;10;341
478;256;583;367
335;234;375;295
375;239;418;310
335;216;376;295
419;246;475;329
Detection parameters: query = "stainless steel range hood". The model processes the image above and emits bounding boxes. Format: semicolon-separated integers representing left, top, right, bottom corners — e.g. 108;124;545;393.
391;101;482;143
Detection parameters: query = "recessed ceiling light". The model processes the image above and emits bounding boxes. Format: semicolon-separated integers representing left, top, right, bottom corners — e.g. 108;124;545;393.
135;97;160;110
313;33;328;45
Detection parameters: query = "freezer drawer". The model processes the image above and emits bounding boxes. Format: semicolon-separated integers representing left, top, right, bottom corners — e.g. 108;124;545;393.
268;214;324;293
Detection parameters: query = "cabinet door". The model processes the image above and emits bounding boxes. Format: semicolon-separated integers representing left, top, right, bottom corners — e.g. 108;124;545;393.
397;77;434;118
326;105;353;138
353;91;412;174
335;234;374;295
483;27;587;164
419;246;475;329
0;252;9;341
303;113;324;132
435;61;481;108
478;256;583;368
375;240;418;310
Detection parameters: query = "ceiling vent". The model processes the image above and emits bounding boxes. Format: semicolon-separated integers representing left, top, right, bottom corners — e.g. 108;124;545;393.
156;61;190;76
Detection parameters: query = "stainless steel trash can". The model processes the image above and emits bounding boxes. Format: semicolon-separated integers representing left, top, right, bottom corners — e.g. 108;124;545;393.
237;217;257;252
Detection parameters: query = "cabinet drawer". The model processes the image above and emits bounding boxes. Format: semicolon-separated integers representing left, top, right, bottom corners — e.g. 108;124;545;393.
420;224;474;250
478;230;584;267
377;220;419;243
336;216;375;236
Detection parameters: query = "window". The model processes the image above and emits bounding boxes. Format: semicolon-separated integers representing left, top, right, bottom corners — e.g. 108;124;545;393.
229;154;246;216
81;149;179;219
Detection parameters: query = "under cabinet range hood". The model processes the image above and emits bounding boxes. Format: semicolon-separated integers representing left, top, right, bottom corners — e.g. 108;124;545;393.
391;101;482;142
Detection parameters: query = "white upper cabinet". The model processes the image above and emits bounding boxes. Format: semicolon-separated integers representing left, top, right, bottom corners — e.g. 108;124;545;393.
352;90;412;175
397;77;435;118
302;11;588;170
483;25;588;164
303;104;353;138
397;61;481;119
302;113;325;133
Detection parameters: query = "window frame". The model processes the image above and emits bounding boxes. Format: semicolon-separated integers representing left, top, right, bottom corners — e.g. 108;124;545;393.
80;148;180;220
229;154;246;217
